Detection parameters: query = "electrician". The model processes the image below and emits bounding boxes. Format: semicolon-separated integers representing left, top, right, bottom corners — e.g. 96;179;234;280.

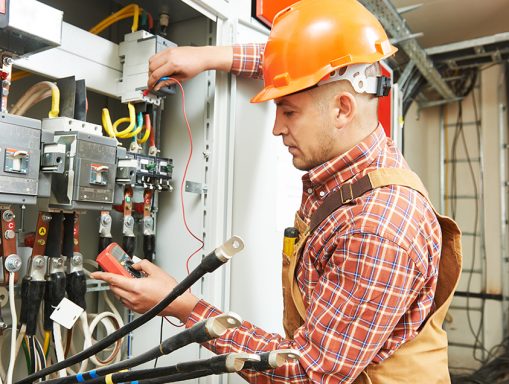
92;0;462;382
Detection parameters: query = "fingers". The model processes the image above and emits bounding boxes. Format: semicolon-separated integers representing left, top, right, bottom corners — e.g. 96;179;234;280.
148;66;180;89
109;285;133;302
154;78;178;92
91;271;133;289
132;259;159;274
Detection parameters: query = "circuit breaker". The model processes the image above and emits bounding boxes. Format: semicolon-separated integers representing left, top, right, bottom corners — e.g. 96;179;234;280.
41;119;118;211
0;113;41;205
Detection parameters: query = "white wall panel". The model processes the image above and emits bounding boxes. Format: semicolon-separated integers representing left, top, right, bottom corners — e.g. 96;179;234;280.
227;22;302;384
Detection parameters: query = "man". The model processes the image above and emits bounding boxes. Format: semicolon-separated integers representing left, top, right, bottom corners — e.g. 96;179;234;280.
92;0;462;382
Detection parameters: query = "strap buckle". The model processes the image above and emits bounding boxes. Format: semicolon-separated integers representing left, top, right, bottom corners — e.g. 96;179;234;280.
340;183;353;204
376;76;392;97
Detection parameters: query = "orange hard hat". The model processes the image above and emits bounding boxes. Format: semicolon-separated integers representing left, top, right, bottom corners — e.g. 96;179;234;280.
251;0;398;103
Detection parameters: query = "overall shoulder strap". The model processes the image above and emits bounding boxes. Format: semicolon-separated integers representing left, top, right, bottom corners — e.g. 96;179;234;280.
310;168;430;232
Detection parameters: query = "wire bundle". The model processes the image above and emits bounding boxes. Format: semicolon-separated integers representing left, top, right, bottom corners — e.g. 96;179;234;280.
451;336;509;383
102;104;152;145
10;81;60;117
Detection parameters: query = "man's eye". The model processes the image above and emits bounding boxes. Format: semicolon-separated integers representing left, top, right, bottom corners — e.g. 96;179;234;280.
283;111;295;117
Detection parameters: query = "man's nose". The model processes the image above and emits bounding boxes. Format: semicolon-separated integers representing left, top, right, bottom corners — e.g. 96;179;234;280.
272;114;287;136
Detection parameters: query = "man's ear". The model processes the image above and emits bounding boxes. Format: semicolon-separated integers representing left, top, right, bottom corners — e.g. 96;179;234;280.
333;92;357;129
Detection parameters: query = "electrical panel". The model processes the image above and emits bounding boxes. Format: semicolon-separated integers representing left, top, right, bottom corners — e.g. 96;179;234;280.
0;113;40;205
0;1;225;382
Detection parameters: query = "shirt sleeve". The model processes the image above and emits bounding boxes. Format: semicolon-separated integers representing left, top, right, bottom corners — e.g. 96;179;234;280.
186;232;426;383
231;43;265;80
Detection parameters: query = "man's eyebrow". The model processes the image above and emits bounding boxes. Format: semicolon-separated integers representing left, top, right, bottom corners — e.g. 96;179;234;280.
274;99;297;108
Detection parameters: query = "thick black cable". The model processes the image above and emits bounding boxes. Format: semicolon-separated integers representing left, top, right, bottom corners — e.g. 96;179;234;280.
243;351;278;372
29;336;36;375
40;318;219;384
17;247;233;384
75;354;232;384
138;370;220;384
153;317;163;368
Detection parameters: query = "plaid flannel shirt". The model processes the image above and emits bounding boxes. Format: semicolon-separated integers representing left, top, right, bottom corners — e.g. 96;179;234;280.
185;46;442;383
231;43;265;79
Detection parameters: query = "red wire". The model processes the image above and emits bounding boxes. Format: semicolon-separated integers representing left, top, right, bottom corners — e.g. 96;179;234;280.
146;12;154;30
145;113;155;147
171;78;204;276
163;316;183;327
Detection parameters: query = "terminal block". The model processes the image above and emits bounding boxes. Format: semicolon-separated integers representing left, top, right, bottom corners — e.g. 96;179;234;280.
116;152;173;191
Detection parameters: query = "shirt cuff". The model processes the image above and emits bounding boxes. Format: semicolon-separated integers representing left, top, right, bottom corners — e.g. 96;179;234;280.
185;299;224;328
231;43;265;80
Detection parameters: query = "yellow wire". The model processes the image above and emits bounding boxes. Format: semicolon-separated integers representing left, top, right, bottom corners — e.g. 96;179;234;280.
117;121;143;139
89;6;135;33
90;12;135;35
48;85;60;118
101;108;116;138
113;103;136;137
11;71;31;82
105;374;114;384
43;331;51;356
89;4;140;35
131;5;139;32
113;117;132;135
137;123;151;144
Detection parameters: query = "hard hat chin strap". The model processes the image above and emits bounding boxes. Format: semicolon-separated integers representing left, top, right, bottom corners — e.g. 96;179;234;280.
317;63;392;97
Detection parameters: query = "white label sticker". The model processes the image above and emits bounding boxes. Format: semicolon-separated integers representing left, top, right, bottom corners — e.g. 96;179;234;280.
50;298;84;329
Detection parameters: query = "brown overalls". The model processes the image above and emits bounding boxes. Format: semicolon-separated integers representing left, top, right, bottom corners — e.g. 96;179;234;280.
282;168;462;383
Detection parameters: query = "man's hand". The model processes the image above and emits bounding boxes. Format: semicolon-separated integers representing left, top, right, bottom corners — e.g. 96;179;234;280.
91;260;199;323
148;45;233;89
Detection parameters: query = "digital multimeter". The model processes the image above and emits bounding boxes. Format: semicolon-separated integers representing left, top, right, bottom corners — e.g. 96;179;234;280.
96;242;143;278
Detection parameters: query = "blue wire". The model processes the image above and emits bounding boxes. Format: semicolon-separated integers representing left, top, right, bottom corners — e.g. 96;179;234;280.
133;112;143;143
155;76;170;86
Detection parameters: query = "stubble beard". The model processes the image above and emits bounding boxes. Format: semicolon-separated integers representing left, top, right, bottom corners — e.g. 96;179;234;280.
293;131;336;171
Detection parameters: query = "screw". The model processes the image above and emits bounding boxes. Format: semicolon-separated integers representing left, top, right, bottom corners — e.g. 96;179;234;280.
101;215;112;226
53;258;63;268
5;255;21;272
125;216;134;228
3;57;13;66
4;230;14;240
42;214;52;222
2;210;14;222
71;255;82;266
33;257;45;268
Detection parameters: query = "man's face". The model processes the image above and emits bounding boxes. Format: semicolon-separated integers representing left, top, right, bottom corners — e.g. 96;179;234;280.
273;91;336;171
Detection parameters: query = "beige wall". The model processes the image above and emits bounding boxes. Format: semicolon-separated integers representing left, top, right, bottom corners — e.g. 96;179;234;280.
403;65;507;370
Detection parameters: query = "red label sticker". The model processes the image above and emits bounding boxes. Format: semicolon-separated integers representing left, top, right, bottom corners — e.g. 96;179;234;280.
0;0;6;14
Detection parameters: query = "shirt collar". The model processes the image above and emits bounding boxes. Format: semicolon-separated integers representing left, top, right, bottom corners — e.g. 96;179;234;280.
302;124;387;189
